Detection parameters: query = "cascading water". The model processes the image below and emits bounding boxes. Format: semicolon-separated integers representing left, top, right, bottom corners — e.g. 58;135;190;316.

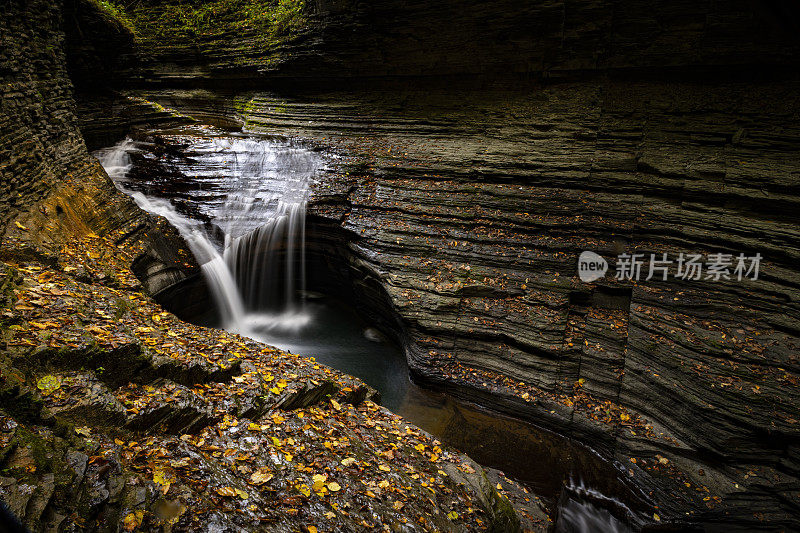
554;479;635;533
97;127;649;531
95;129;323;335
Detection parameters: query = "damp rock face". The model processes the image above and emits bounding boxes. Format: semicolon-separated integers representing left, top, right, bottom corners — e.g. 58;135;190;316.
0;0;199;306
108;80;800;529
219;84;800;529
0;237;540;532
0;3;544;531
0;0;89;227
113;0;800;82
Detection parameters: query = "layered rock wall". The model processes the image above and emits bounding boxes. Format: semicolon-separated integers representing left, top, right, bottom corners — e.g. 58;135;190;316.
0;0;197;315
0;0;92;226
120;0;800;82
4;0;799;528
0;4;538;531
214;81;800;527
304;0;800;77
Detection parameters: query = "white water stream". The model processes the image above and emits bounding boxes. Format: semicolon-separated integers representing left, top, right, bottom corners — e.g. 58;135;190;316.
555;479;633;532
96;132;322;335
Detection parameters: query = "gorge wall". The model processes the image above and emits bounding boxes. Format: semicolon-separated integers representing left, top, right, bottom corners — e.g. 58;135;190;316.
107;2;800;527
112;1;800;526
2;5;542;532
2;0;799;529
114;0;800;83
290;0;800;77
1;0;199;330
1;0;92;226
170;82;798;529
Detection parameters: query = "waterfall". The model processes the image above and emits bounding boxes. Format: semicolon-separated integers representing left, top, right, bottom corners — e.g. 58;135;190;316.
95;133;321;334
554;479;634;533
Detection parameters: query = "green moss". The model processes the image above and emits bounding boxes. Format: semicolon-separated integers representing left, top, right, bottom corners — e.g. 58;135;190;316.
234;97;258;115
234;97;265;128
126;96;197;123
3;422;75;487
111;297;132;319
479;471;521;533
0;265;21;310
128;0;307;45
86;0;137;35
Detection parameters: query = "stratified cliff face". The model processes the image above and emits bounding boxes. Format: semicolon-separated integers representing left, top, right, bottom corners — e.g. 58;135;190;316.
5;0;798;529
0;0;197;316
194;77;797;528
119;0;800;82
297;0;800;77
87;0;800;528
0;0;91;226
1;5;538;532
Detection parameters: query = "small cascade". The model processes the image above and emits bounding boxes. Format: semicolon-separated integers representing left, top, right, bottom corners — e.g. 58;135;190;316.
554;479;636;533
224;200;308;312
95;130;323;334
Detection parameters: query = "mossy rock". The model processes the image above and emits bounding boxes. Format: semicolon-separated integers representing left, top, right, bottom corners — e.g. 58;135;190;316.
480;471;521;533
0;263;21;310
20;343;153;389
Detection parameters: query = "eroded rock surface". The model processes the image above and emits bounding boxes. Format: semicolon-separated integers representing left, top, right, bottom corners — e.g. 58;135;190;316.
3;0;800;529
0;250;537;531
201;84;799;528
117;0;800;82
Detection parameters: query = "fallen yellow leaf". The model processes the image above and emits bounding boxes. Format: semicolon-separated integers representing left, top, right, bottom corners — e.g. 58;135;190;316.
216;486;237;497
312;474;326;491
122;510;144;532
36;375;61;395
250;470;273;485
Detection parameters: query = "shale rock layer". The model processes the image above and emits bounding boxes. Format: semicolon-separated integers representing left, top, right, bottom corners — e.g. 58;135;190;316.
199;82;800;528
120;0;800;82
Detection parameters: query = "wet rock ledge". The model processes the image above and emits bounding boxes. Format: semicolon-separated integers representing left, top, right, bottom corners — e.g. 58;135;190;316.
202;83;799;530
109;81;800;529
